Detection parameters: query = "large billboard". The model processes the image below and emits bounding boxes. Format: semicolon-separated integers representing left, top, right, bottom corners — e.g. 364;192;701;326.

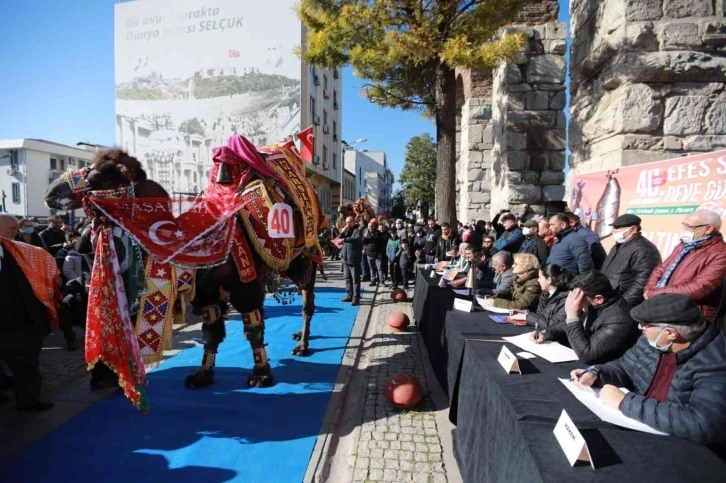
570;150;726;258
115;0;301;195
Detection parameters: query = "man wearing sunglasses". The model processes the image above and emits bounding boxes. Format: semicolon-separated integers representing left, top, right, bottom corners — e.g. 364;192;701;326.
570;294;726;444
644;209;726;322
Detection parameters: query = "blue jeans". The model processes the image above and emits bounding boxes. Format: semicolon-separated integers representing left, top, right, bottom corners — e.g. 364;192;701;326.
361;254;370;279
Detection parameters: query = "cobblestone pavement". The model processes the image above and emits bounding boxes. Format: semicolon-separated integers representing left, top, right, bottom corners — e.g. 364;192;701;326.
351;284;455;483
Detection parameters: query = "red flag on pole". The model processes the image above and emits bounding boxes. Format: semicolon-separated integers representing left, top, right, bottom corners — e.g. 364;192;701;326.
296;126;315;163
229;50;241;58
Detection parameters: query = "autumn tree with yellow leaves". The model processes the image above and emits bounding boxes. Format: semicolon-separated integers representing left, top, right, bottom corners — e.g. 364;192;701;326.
297;0;526;225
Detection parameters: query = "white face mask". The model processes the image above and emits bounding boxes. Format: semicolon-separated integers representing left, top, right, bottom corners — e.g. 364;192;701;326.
522;227;531;236
680;230;695;244
647;327;673;352
612;227;631;244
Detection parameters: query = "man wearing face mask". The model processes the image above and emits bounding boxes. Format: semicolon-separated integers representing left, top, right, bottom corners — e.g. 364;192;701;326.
532;270;638;364
571;294;726;444
518;219;549;265
601;214;661;307
644;210;726;322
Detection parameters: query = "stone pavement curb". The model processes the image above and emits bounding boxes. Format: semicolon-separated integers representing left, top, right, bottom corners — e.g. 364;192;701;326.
305;276;463;483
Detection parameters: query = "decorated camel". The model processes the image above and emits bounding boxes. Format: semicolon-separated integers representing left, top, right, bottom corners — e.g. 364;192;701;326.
335;197;377;231
44;133;327;412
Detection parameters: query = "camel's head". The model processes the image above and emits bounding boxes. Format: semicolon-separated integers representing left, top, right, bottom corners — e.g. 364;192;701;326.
45;148;163;210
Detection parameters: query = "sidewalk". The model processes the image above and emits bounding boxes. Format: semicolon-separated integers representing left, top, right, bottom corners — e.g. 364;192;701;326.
306;275;462;483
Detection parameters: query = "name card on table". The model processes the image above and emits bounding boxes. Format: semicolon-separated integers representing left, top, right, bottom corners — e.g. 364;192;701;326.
553;410;594;469
453;298;473;312
497;346;521;374
430;270;437;278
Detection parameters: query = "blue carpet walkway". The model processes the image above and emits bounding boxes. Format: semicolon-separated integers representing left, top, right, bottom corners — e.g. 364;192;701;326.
0;287;358;483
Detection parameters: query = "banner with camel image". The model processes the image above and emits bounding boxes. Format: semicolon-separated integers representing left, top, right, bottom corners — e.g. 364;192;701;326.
570;149;726;258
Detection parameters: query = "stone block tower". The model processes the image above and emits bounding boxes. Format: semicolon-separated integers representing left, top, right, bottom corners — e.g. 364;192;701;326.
455;1;566;221
569;0;726;176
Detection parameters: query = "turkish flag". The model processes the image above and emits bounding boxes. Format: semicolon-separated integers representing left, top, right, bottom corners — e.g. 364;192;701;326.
229;50;241;58
296;126;314;163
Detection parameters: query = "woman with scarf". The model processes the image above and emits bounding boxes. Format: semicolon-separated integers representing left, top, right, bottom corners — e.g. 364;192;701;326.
506;263;573;328
482;253;542;312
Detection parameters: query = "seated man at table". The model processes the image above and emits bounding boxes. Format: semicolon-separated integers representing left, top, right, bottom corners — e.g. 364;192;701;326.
450;246;492;288
532;270;639;364
482;253;541;311
571;294;726;445
478;251;514;298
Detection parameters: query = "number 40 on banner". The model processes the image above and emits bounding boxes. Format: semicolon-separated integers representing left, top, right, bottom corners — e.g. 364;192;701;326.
267;203;295;238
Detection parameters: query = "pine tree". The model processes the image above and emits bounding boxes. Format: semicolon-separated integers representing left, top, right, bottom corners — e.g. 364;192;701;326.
297;0;525;225
399;133;437;218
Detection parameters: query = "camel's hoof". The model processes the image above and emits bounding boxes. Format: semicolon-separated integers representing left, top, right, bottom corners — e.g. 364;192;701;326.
291;331;302;341
185;369;214;389
247;365;274;388
291;344;309;357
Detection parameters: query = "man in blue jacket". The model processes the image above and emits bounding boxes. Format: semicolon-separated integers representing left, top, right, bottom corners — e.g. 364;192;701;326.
493;213;524;253
546;213;593;275
567;212;607;270
571;294;726;445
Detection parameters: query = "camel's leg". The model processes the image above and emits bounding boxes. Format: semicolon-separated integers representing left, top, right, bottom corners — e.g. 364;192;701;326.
289;258;317;356
241;308;274;387
185;305;226;389
226;278;273;387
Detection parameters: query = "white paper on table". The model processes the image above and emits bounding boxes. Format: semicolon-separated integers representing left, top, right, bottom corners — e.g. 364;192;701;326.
558;378;668;436
452;289;470;296
502;332;579;363
474;296;512;314
516;351;536;359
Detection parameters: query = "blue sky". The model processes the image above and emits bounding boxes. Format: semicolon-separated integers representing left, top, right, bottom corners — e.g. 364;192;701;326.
0;0;569;186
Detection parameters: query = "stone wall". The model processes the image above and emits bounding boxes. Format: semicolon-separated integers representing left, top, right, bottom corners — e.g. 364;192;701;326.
569;0;726;175
490;22;568;218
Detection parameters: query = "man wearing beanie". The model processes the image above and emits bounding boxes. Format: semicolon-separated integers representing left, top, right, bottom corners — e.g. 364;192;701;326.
571;294;726;444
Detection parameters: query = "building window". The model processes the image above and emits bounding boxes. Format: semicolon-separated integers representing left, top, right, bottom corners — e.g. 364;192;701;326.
12;182;20;204
334;90;338;106
9;150;18;170
50;158;57;170
333;121;337;140
323;74;328;90
332;153;337;170
323;109;328;126
359;167;362;179
310;96;316;118
364;179;367;188
323;145;328;170
60;159;66;170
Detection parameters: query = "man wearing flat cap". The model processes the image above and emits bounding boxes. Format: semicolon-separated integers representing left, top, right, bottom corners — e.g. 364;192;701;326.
600;214;661;307
571;294;726;444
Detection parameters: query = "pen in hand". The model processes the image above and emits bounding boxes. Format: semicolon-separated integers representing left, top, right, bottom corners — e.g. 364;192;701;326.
534;322;539;340
570;366;597;383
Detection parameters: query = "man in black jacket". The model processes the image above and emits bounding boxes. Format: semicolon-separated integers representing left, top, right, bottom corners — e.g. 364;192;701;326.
338;216;363;306
0;214;55;411
39;215;66;256
434;222;460;262
533;270;639;364
422;218;440;264
363;218;384;286
572;294;726;444
601;214;661;307
518;219;549;264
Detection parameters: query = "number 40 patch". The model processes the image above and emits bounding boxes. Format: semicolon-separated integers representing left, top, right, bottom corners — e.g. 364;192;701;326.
267;203;295;238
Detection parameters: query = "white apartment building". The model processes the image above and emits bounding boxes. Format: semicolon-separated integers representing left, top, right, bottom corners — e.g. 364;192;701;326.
343;149;395;215
0;139;104;218
302;63;343;224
